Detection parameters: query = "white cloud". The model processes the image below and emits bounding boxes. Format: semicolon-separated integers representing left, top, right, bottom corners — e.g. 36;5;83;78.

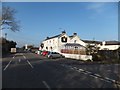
86;3;106;13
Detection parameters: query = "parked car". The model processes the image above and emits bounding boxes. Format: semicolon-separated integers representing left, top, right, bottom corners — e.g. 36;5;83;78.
42;51;49;56
47;52;65;59
39;50;43;55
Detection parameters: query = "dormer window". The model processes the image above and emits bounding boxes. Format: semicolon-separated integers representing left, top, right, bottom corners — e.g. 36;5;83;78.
61;36;67;42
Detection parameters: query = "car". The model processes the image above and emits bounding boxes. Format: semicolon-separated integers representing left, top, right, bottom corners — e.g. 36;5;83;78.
39;50;43;55
47;52;65;59
42;51;49;56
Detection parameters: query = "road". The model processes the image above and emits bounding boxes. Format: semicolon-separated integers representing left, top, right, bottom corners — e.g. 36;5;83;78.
2;51;120;88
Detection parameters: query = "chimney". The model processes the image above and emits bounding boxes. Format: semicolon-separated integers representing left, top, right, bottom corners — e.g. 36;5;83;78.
62;30;66;34
46;37;49;39
102;41;106;46
73;33;77;36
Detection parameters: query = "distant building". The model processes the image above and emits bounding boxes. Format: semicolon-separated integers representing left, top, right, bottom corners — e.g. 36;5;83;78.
99;41;120;50
82;40;120;50
40;31;120;60
82;40;102;47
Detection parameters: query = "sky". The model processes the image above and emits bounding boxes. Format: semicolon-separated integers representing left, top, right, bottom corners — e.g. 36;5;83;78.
2;2;118;47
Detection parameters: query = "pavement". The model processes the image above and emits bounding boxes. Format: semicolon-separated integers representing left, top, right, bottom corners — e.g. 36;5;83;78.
2;51;120;88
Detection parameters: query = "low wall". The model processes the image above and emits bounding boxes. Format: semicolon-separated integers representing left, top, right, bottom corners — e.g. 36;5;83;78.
62;53;92;61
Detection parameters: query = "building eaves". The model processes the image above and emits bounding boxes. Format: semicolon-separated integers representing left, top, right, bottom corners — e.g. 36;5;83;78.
69;35;74;39
82;40;102;44
64;43;86;48
105;41;120;45
44;34;61;41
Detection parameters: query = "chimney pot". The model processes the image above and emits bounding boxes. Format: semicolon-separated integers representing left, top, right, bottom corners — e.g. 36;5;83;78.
73;33;77;36
62;30;66;34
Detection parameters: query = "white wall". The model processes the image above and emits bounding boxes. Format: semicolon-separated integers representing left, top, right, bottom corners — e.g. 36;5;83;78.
62;53;92;61
42;37;59;52
58;34;70;53
99;45;120;50
70;36;86;46
41;33;87;53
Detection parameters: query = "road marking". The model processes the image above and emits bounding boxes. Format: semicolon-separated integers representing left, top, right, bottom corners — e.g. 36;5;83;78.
61;64;120;85
82;71;89;75
13;55;15;59
70;67;74;70
85;71;91;74
27;60;34;68
19;59;21;62
4;60;12;71
23;55;26;59
42;81;51;89
79;69;84;71
94;74;101;77
104;77;116;83
73;67;77;69
90;74;98;78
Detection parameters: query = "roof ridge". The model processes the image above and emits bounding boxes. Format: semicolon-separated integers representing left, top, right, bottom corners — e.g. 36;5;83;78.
45;34;62;40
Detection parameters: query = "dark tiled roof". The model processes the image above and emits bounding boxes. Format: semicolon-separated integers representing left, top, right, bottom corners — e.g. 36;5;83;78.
31;47;39;49
82;40;120;45
82;40;102;44
45;34;61;40
69;35;74;38
64;43;86;48
105;41;120;45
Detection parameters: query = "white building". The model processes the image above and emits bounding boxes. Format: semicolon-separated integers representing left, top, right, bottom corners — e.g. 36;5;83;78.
82;40;120;50
40;31;120;60
99;41;120;50
40;31;86;53
40;31;68;53
40;31;92;60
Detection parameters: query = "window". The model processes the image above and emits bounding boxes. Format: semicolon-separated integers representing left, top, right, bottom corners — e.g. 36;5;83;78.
50;47;52;50
75;46;78;50
61;36;67;42
41;43;44;48
74;40;77;43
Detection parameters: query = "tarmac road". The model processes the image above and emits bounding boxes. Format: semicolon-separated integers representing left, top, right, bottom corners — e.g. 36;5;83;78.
2;52;120;88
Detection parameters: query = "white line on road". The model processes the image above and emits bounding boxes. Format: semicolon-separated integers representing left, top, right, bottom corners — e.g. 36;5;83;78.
94;74;101;77
23;55;26;59
42;81;51;89
79;69;84;71
85;71;91;74
104;77;116;82
12;56;15;59
4;60;12;71
27;60;34;68
61;64;120;85
19;59;21;62
89;74;98;78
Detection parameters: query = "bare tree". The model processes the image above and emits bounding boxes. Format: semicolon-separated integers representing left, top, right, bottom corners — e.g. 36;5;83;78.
1;5;20;32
